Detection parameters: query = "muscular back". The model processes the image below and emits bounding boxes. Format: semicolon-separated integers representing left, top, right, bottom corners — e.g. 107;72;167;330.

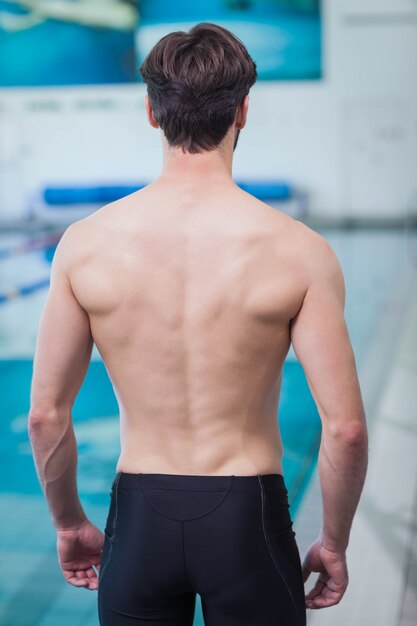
69;183;311;476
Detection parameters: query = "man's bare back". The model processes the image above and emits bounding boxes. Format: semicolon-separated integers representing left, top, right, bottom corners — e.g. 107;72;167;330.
28;24;368;613
68;181;312;477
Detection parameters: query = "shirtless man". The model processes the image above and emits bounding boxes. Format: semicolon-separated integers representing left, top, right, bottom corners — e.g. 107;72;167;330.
28;22;368;626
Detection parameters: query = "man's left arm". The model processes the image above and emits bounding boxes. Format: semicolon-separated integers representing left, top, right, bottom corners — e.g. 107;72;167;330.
28;222;101;590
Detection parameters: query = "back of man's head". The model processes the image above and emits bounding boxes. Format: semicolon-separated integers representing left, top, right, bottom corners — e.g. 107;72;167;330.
139;22;257;154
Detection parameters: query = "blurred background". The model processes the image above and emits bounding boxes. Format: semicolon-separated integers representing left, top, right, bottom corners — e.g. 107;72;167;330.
0;0;416;625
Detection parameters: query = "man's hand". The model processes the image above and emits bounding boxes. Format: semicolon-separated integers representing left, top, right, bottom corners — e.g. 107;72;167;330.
302;537;349;609
56;520;104;590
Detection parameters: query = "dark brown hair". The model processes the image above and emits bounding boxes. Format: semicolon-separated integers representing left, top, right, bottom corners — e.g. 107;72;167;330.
138;22;257;154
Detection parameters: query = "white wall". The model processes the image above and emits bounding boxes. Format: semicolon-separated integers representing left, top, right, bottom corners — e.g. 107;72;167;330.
239;0;417;219
0;0;416;222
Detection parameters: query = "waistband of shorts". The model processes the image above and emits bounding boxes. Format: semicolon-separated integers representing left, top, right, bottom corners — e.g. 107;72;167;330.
112;471;287;493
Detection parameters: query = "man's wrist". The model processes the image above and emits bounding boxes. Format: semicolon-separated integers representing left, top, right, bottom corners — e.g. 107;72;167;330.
54;509;88;532
55;518;89;532
318;527;348;554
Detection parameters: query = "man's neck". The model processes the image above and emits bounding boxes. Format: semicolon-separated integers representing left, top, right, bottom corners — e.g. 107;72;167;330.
158;142;234;188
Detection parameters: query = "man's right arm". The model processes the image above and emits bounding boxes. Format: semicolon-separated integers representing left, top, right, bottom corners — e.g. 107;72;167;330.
290;229;368;607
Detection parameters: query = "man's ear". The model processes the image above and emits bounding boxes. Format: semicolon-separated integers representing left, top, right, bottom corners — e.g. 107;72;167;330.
144;94;159;129
235;95;249;130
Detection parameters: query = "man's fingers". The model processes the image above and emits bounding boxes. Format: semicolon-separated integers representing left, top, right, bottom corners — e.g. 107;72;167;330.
66;574;89;587
305;573;330;608
305;579;326;602
306;590;344;609
305;577;345;609
63;569;93;589
85;566;99;590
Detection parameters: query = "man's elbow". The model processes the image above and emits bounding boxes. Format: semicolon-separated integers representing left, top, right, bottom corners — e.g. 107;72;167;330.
342;422;368;448
324;415;368;447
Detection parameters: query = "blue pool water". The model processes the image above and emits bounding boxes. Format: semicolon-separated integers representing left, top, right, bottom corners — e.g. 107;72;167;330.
0;227;412;625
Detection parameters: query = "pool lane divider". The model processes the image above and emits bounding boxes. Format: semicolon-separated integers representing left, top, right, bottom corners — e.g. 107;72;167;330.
0;278;51;304
0;231;64;304
0;231;64;261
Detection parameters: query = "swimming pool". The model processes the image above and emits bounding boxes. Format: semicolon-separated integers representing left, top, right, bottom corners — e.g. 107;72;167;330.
0;227;412;625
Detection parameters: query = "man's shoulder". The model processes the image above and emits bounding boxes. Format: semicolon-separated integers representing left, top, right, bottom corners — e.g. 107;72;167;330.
291;221;344;294
243;193;329;247
65;194;124;237
289;219;339;263
57;188;144;254
260;210;343;286
60;214;95;246
55;210;104;269
232;188;335;257
236;190;294;229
